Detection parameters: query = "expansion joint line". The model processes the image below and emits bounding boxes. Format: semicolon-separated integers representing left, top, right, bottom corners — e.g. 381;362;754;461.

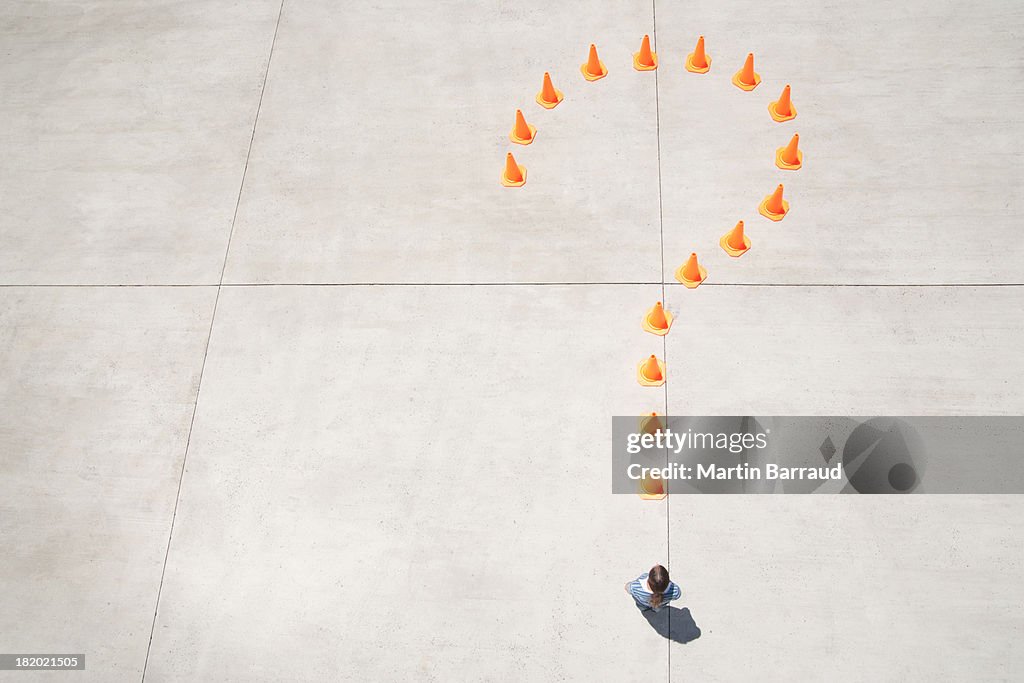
139;2;286;681
649;4;673;681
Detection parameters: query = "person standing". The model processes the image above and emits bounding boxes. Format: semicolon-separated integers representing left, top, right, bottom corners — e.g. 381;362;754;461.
625;564;681;612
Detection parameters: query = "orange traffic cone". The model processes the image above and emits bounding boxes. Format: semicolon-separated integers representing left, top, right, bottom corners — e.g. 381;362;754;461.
769;84;797;122
637;354;666;387
674;253;707;288
536;71;564;109
633;34;657;71
501;152;526;187
640;412;665;436
509;109;536;145
731;53;760;91
638;470;667;500
775;133;802;170
720;220;750;256
642;301;673;335
580;44;608;81
685;35;711;73
758;184;789;221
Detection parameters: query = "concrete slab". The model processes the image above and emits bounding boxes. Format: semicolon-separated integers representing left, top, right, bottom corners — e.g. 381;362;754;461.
222;1;663;284
144;284;670;681
662;285;1024;415
668;496;1024;681
0;286;216;680
654;0;1024;285
662;285;1024;678
0;1;282;285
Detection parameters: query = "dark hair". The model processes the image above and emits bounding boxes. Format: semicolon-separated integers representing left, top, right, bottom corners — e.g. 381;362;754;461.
648;565;670;608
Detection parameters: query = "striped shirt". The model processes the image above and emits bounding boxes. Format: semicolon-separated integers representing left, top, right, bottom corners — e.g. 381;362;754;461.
629;572;681;611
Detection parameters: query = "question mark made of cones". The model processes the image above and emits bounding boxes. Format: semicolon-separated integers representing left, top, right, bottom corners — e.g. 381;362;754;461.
501;152;526;187
642;301;673;335
759;184;789;221
509;109;536;145
633;34;657;71
581;44;608;81
720;221;751;257
776;133;802;170
637;354;666;387
675;253;707;288
685;35;711;73
731;53;760;91
638;470;667;500
536;72;564;109
769;84;797;122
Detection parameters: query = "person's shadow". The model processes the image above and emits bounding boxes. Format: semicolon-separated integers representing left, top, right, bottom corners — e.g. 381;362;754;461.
641;606;702;644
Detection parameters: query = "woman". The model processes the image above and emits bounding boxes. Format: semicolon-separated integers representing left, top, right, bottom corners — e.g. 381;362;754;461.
625;564;681;612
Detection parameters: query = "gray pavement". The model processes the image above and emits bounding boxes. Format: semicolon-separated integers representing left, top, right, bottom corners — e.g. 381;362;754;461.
1;0;1022;681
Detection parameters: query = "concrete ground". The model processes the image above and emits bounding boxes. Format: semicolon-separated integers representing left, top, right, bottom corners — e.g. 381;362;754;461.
1;0;1022;681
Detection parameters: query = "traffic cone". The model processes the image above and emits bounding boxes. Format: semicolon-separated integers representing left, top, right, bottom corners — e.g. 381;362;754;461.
633;34;657;71
685;35;711;73
637;354;666;387
536;72;564;109
769;84;797;122
501;152;526;187
674;253;707;288
580;44;608;81
642;301;673;335
720;220;750;256
640;412;665;436
758;184;789;221
638;470;667;499
731;53;760;91
775;133;802;170
509;109;536;145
